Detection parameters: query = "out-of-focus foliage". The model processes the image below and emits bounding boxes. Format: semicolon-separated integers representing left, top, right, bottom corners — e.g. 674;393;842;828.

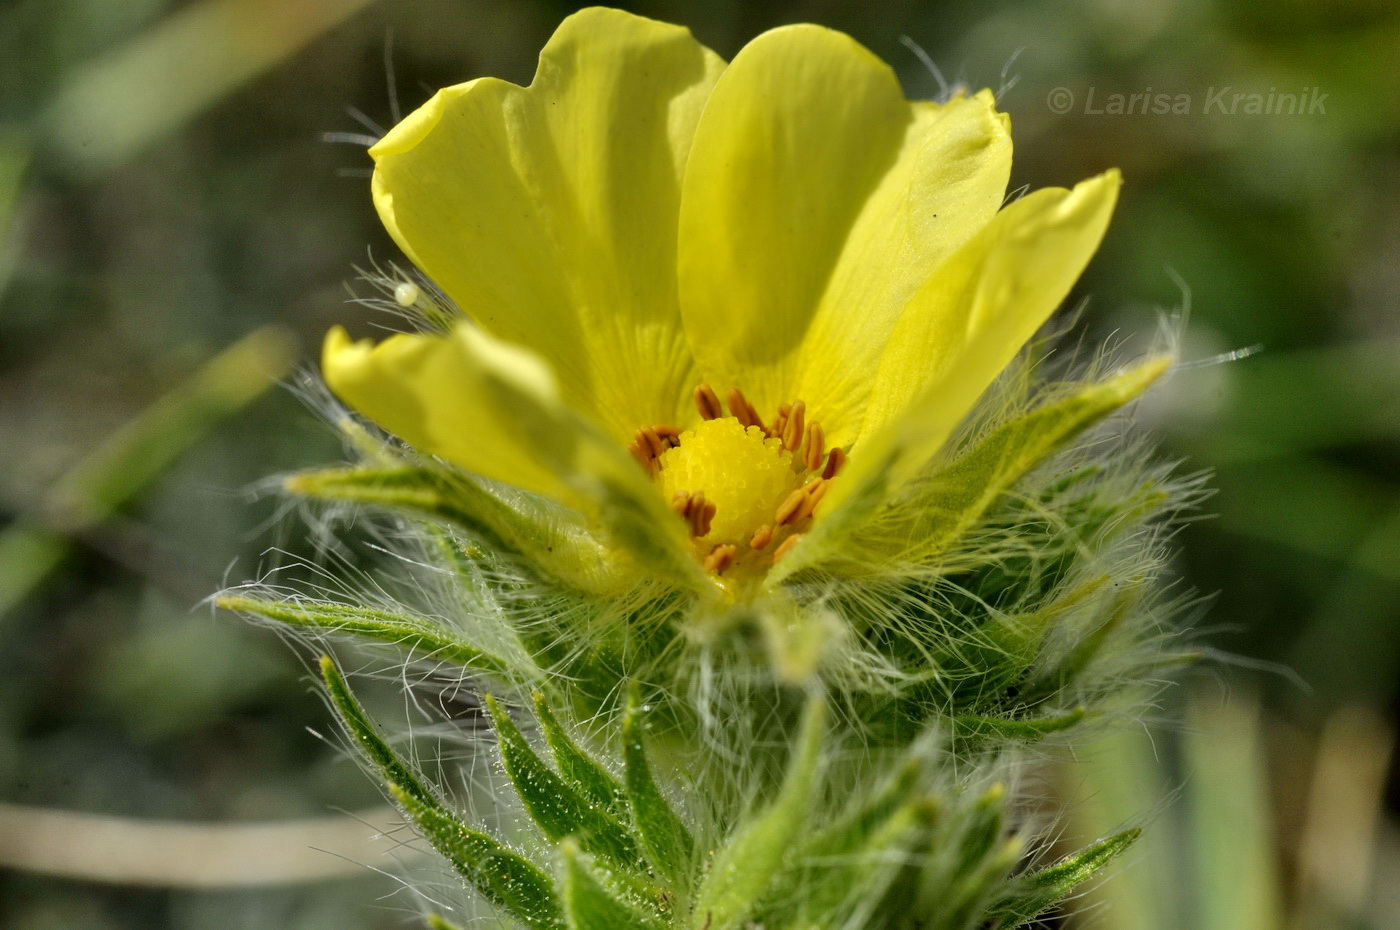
1;0;1395;927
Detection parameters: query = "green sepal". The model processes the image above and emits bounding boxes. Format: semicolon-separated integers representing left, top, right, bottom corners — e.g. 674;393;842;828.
953;706;1088;745
485;695;637;866
391;784;564;930
803;357;1169;578
560;840;667;930
690;693;827;930
285;464;622;595
994;828;1142;927
319;658;561;929
221;596;512;676
622;683;695;886
533;692;628;816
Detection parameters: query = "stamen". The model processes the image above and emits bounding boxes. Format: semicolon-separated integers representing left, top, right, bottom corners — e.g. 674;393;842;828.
794;478;828;522
726;387;765;432
772;403;791;440
782;400;806;451
749;524;773;550
822;447;846;479
803;421;825;472
639;426;667;458
694;384;723;420
772;533;804;563
632;439;652;473
775;486;808;526
653;424;681;448
670;490;716;538
704;544;738;574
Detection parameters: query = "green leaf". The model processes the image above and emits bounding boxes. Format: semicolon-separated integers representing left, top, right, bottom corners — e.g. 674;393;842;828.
995;829;1141;927
319;658;561;929
392;784;563;930
953;706;1088;745
221;596;513;676
801;757;925;858
622;684;695;886
319;656;435;807
534;692;627;815
485;695;637;865
691;694;827;930
560;841;666;930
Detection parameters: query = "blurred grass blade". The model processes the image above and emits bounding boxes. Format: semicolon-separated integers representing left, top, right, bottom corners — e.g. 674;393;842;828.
321;658;561;929
996;829;1141;927
533;692;627;815
0;326;295;620
622;683;695;885
691;694;826;930
218;595;512;675
43;0;377;176
484;695;636;866
560;841;664;930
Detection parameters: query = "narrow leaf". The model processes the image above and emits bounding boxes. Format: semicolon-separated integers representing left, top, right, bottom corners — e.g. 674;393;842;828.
534;692;627;815
392;784;563;930
560;841;665;930
953;706;1087;745
485;695;637;865
995;829;1141;927
319;658;560;929
319;656;435;806
222;596;512;675
622;683;695;885
691;694;827;930
802;757;925;857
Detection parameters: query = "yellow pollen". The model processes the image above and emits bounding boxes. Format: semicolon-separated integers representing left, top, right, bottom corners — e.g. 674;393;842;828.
656;418;800;546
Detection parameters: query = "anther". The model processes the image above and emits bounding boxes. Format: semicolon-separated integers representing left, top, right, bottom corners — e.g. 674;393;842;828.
775;486;808;526
822;446;846;479
704;544;737;574
772;403;792;440
653;424;681;448
694;384;723;421
638;426;667;458
782;401;806;451
726;387;765;432
629;433;657;475
670;491;715;538
772;533;804;563
749;524;773;550
795;479;828;522
803;421;825;472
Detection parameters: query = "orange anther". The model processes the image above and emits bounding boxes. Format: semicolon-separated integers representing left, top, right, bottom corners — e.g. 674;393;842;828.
772;533;804;563
782;401;806;451
704;544;737;574
803;421;825;471
775;486;808;526
749;524;773;550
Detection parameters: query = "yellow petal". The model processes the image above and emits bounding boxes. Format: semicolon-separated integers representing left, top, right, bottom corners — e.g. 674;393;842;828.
322;324;703;586
370;8;725;443
678;25;1011;446
322;325;572;503
788;170;1122;569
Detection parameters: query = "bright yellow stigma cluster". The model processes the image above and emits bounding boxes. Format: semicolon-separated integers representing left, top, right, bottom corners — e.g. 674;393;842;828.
656;419;800;546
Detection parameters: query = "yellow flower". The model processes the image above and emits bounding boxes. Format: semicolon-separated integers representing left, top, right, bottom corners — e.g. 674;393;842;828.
323;8;1134;599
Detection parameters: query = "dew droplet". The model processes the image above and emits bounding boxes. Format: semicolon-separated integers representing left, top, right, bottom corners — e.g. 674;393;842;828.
394;282;420;307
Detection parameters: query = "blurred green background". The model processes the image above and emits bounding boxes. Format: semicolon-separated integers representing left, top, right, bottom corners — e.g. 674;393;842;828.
1;0;1396;927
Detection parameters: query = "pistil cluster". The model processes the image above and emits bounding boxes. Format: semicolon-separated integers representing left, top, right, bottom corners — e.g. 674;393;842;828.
627;384;846;576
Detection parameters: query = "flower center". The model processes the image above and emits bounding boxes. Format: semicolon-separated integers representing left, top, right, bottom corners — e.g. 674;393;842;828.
627;385;846;576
